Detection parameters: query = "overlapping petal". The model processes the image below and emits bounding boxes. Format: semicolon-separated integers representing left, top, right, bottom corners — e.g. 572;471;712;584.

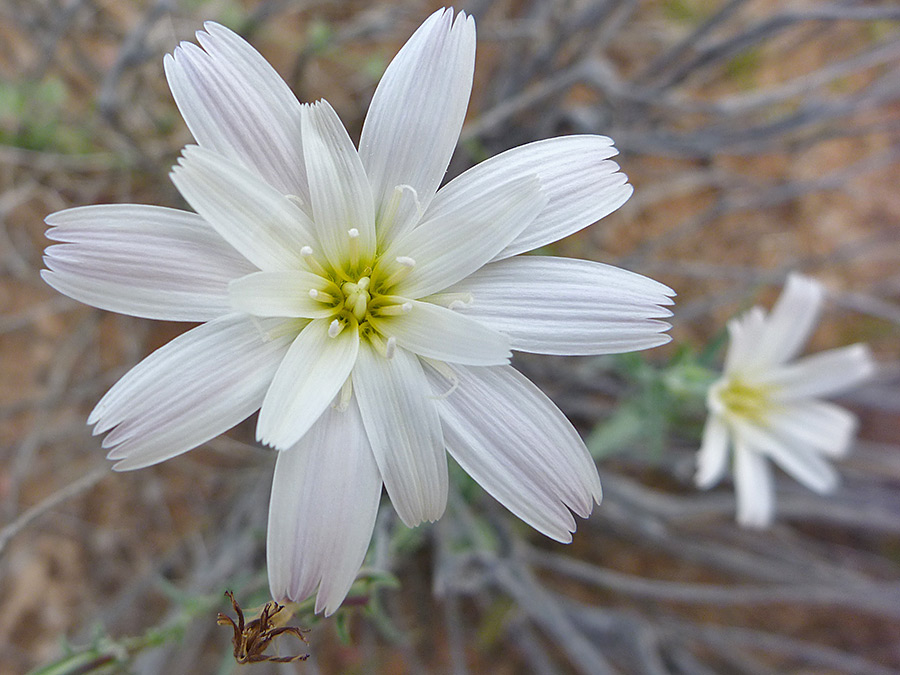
257;318;360;449
42;205;254;321
695;415;730;488
353;343;447;526
723;307;767;374
734;419;839;494
426;135;633;259
747;274;824;370
765;400;857;459
92;314;293;470
734;440;774;528
446;256;674;355
228;271;337;319
267;397;382;615
428;364;602;543
301;101;376;269
165;23;308;200
762;343;876;400
370;300;510;366
381;175;546;299
171;146;317;272
360;8;476;244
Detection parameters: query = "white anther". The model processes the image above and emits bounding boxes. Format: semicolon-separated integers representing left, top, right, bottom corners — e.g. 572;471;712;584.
309;288;334;303
335;378;353;411
347;228;360;268
401;302;412;314
300;245;328;277
328;319;343;338
385;336;397;359
380;256;417;289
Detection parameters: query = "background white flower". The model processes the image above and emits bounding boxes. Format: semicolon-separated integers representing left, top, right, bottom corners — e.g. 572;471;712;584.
42;9;674;613
697;273;876;528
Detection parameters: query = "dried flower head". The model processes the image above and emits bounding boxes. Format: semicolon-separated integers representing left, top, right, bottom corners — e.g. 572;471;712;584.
217;591;309;664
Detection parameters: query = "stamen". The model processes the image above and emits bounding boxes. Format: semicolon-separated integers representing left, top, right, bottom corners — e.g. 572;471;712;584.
426;292;474;309
300;246;329;277
347;228;360;269
395;183;424;222
308;288;334;303
335;378;353;411
422;358;459;399
380;256;416;289
328;318;345;338
385;336;397;359
374;301;412;317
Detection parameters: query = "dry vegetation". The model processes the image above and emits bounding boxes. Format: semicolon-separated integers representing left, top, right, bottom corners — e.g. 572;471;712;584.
1;0;899;673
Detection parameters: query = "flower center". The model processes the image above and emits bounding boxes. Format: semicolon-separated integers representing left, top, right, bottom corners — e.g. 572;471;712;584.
301;240;415;355
717;377;771;423
341;277;371;322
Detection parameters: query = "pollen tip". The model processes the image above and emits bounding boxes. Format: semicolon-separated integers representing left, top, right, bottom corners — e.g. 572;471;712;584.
396;256;416;269
309;289;319;299
385;336;397;359
300;245;314;257
328;319;342;338
401;302;412;314
347;228;359;239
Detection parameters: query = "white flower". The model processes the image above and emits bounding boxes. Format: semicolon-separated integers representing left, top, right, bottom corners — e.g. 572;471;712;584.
42;9;675;613
697;273;876;528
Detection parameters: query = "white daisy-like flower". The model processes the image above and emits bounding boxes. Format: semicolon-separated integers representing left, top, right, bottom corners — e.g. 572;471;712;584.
43;9;675;613
697;273;876;528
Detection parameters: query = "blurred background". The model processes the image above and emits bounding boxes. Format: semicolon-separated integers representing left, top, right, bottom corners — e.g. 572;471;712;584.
2;0;900;673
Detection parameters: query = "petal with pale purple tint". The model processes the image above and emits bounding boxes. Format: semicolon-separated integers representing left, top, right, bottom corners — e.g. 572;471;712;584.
43;205;254;321
267;396;382;615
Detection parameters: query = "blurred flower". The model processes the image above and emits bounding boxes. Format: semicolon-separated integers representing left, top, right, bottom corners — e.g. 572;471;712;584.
697;273;875;528
42;9;674;613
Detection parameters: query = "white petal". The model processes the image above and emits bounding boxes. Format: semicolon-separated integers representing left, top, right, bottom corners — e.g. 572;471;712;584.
381;175;546;299
257;319;359;449
92;314;293;470
734;441;775;528
734;419;839;494
723;306;767;374
300;101;376;269
427;364;602;543
762;344;876;400
370;300;510;366
766;400;858;459
749;274;824;369
359;9;476;244
42;205;254;321
352;342;447;526
445;256;674;355
267;396;382;615
164;23;308;200
170;145;316;272
228;271;336;319
695;415;730;488
426;135;633;260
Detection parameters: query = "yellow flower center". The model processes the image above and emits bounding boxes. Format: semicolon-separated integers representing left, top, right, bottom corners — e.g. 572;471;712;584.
300;237;415;354
717;377;772;424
